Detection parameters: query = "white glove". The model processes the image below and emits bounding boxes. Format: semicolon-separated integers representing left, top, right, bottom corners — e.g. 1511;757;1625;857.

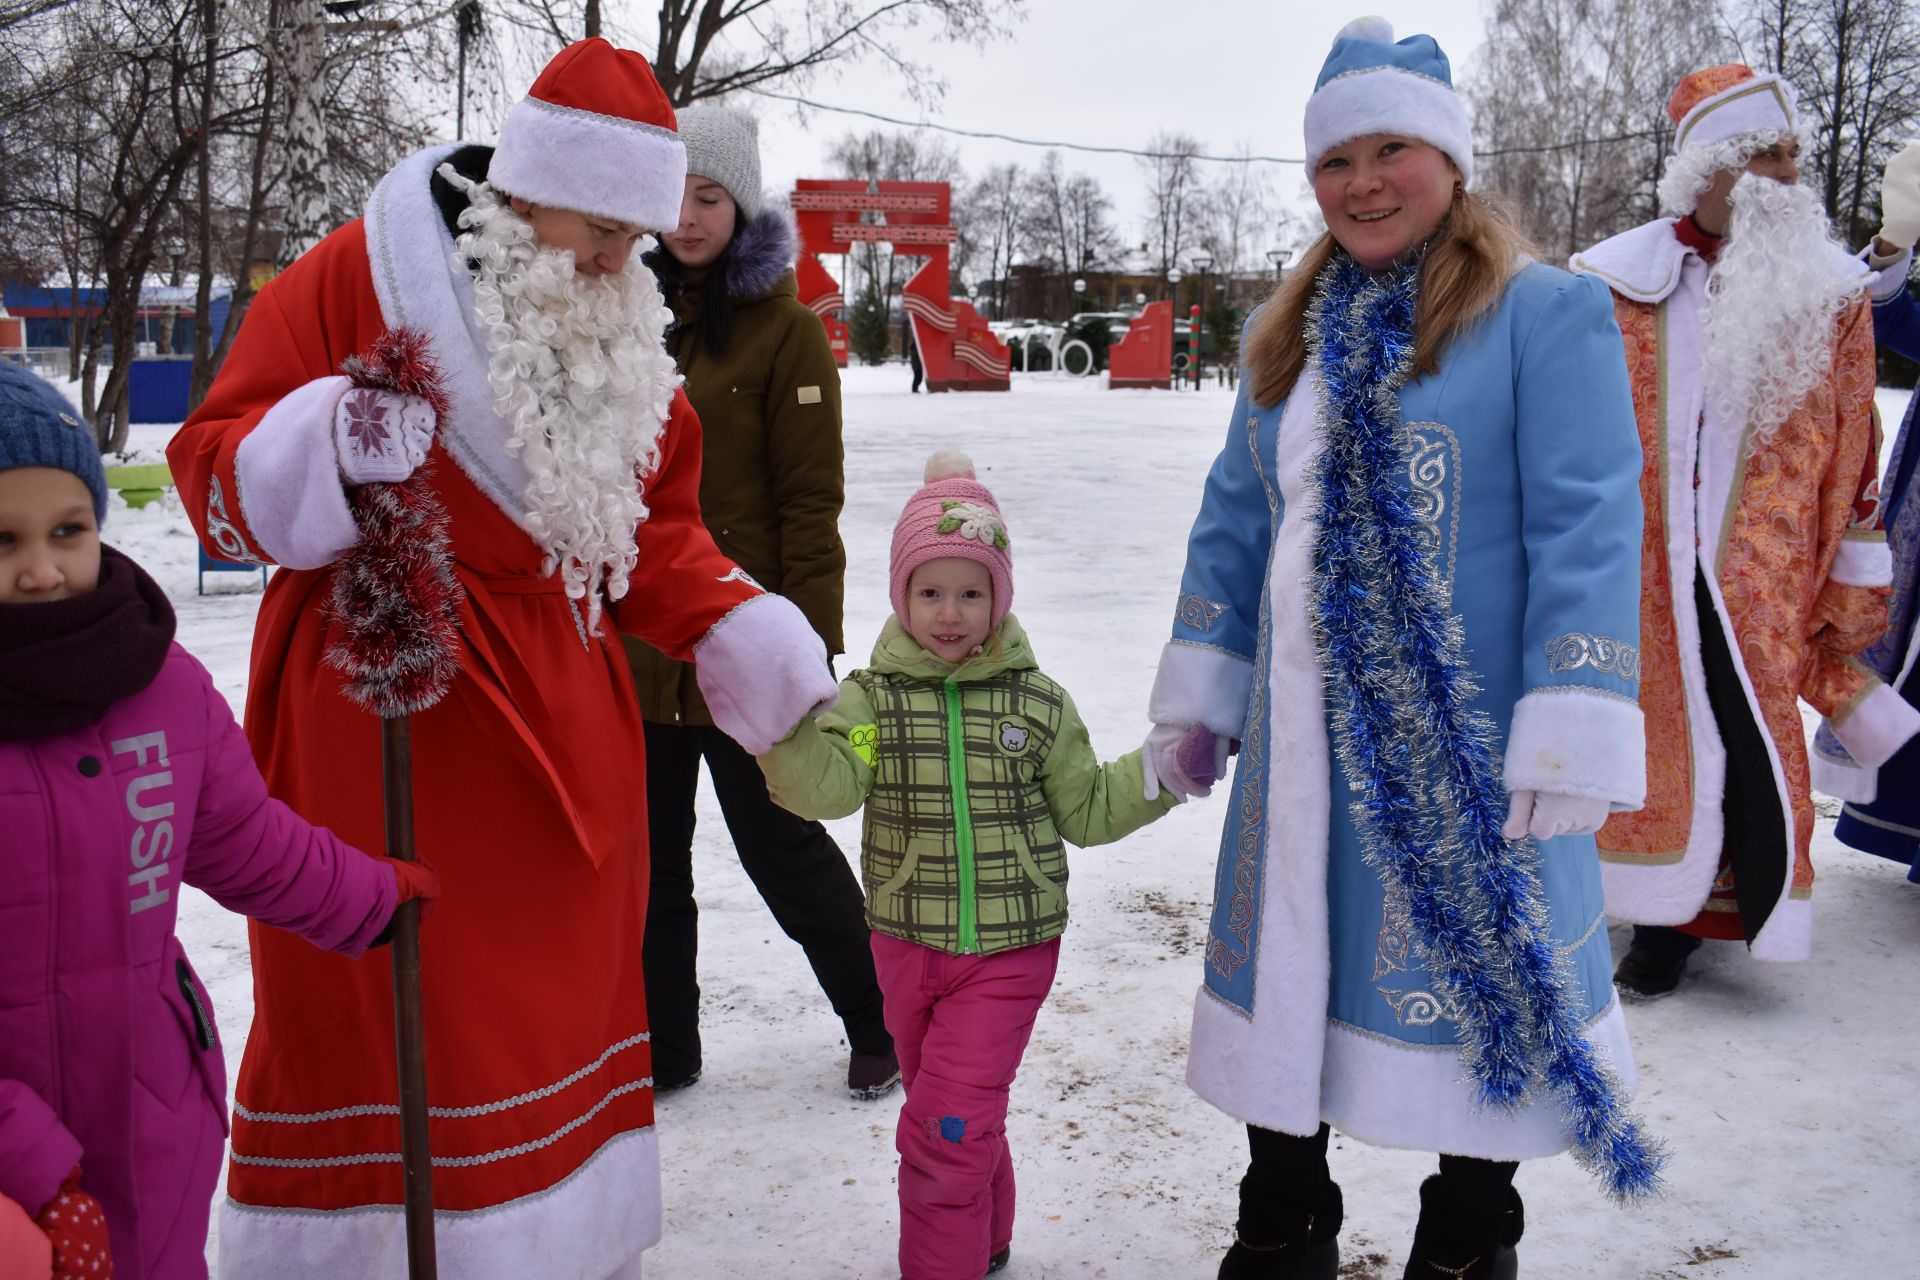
1501;790;1610;842
1878;140;1920;252
334;387;435;485
1142;723;1229;802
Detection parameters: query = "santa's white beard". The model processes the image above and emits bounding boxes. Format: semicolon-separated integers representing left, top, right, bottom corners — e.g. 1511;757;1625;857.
452;176;681;627
1701;173;1858;446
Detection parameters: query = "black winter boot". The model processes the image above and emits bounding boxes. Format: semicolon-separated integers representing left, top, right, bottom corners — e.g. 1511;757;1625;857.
1402;1174;1523;1279
1613;925;1702;1002
1218;1178;1341;1280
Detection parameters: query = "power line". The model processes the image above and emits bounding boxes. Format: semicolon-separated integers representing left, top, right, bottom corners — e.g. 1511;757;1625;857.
747;87;1669;164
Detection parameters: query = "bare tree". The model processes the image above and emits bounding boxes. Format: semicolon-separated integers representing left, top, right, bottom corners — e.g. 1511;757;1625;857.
1741;0;1920;246
647;0;1019;109
1023;151;1117;278
1195;150;1281;278
955;162;1025;316
1468;0;1729;261
1139;131;1203;278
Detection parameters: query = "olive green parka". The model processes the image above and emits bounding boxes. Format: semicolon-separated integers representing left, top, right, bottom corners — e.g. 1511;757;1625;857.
625;207;846;724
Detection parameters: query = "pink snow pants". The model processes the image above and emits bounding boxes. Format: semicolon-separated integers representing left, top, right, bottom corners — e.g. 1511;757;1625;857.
870;931;1061;1280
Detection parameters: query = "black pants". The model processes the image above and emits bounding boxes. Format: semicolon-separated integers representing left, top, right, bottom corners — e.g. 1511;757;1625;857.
1245;1123;1517;1210
643;722;892;1082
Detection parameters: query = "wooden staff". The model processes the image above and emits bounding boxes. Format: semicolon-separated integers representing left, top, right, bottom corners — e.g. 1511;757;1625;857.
330;328;463;1279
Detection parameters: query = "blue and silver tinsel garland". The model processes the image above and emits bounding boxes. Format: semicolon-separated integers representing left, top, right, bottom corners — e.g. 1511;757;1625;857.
1305;252;1665;1200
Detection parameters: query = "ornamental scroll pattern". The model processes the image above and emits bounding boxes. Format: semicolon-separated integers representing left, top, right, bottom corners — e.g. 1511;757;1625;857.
1405;423;1460;603
1177;593;1229;632
1544;632;1640;682
206;476;266;565
1373;870;1464;1029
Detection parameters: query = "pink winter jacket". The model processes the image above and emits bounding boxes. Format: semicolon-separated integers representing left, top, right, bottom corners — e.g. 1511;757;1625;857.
0;643;399;1280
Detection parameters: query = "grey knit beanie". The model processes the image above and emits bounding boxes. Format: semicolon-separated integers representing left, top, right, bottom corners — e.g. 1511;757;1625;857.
0;363;106;522
676;105;764;218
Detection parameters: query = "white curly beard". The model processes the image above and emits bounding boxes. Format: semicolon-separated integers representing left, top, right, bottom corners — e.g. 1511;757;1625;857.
455;180;681;628
1702;173;1858;448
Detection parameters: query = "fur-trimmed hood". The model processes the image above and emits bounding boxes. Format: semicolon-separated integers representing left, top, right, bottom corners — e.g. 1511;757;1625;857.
720;205;799;303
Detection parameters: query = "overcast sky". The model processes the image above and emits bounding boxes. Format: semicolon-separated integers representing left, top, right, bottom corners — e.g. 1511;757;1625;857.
723;2;1493;251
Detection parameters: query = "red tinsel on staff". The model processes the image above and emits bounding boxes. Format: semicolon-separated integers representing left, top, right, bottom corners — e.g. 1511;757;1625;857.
325;328;464;716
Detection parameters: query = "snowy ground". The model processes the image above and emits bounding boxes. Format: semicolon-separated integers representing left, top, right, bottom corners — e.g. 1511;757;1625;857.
107;368;1917;1278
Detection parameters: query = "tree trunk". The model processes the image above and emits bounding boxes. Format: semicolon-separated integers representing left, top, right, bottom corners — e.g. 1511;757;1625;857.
188;0;218;411
281;0;331;262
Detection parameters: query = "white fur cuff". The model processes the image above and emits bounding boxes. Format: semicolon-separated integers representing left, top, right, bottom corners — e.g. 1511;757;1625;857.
1810;749;1878;804
1827;681;1920;771
1830;536;1893;588
232;375;361;569
1503;688;1646;808
695;593;838;756
1149;642;1256;738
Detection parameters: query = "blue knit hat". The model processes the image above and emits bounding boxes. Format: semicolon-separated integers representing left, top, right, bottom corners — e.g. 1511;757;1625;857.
0;362;106;522
1304;16;1474;187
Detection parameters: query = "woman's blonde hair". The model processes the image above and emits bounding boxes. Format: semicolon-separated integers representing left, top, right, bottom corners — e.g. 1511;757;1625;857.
1245;191;1536;409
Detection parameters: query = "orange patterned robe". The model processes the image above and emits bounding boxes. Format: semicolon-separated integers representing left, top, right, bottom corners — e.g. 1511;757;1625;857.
1571;219;1914;960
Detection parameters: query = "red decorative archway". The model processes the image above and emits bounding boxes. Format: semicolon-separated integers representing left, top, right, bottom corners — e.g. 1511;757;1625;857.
791;180;1010;392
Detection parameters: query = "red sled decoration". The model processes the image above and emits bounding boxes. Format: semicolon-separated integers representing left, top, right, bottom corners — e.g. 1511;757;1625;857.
791;179;1010;391
1108;301;1175;390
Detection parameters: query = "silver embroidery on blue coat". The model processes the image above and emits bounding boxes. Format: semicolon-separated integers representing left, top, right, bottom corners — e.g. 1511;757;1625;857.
1405;422;1460;601
1177;592;1229;631
1373;890;1463;1028
1202;408;1280;1017
1545;632;1640;682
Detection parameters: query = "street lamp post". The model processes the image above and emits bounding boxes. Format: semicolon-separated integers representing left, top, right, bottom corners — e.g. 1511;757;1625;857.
1266;247;1293;286
1166;268;1184;390
1072;276;1086;316
1189;254;1213;389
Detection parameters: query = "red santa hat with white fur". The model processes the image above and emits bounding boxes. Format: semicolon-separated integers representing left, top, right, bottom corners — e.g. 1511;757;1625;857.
487;38;687;231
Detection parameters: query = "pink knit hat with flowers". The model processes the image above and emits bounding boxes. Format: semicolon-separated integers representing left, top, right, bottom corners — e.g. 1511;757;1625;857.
889;450;1013;629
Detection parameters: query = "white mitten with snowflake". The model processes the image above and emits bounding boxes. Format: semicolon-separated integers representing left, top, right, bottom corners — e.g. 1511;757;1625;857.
334;387;435;485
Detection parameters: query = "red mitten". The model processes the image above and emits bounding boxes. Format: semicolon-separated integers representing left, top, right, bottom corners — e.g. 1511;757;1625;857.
388;857;442;923
35;1167;111;1278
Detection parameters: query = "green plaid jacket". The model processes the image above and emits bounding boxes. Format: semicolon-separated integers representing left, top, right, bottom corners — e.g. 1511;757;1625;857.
759;615;1176;955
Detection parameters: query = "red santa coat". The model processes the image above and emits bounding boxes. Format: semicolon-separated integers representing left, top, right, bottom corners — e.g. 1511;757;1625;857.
167;145;764;1278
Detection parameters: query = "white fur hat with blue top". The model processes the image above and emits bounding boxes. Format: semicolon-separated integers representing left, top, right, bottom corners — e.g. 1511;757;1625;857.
1303;16;1474;188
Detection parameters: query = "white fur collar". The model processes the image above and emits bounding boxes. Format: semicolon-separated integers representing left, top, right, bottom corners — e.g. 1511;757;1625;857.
1573;215;1870;305
362;144;533;529
1569;219;1693;303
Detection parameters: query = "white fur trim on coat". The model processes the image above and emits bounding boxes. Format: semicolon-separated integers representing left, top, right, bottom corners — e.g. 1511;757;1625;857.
1827;680;1920;770
1304;68;1474;186
1185;389;1332;1139
490;97;687;231
1810;746;1878;805
231;374;360;569
363;144;533;531
1149;642;1257;738
219;1126;659;1280
1503;688;1647;809
1319;998;1636;1160
1570;219;1692;304
1830;536;1893;587
696;592;838;756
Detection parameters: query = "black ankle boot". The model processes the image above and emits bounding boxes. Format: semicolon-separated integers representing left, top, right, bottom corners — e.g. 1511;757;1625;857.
1218;1178;1341;1279
1613;925;1703;1002
1402;1175;1523;1279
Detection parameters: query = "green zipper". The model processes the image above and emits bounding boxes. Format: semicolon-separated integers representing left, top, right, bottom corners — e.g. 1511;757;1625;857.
943;680;979;954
